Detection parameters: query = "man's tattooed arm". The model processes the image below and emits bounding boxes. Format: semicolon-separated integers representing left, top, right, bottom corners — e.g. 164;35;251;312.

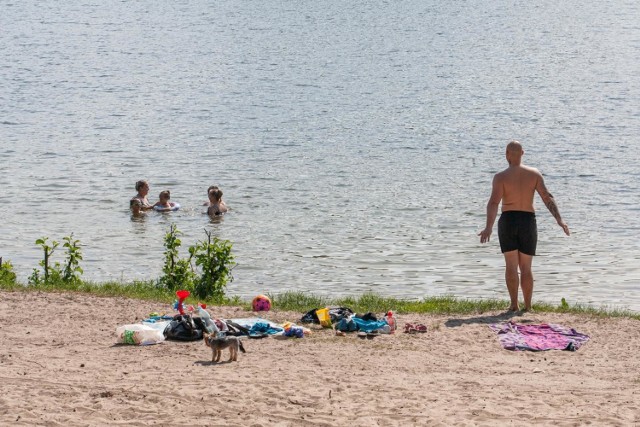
543;193;563;223
537;180;570;236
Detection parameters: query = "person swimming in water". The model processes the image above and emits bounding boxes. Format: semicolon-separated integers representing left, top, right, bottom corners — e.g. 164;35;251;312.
207;188;228;216
203;185;220;205
130;180;153;215
153;190;179;212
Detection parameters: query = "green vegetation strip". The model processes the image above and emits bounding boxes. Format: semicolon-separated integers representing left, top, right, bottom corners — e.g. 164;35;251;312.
6;227;635;320
1;280;637;320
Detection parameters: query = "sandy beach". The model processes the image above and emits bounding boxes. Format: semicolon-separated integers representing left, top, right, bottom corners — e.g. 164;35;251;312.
0;290;638;426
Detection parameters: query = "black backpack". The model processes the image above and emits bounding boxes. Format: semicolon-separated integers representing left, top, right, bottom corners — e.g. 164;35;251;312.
165;314;206;341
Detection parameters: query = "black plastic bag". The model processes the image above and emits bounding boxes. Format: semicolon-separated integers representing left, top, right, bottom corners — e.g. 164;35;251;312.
165;314;205;341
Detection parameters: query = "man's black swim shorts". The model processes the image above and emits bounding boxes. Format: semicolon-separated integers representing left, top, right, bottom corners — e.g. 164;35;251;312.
498;211;537;256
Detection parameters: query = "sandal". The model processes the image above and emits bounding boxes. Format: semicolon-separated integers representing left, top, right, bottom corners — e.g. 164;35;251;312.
404;323;427;333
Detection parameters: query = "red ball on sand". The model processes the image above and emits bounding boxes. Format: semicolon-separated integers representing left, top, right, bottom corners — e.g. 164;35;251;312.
252;295;271;312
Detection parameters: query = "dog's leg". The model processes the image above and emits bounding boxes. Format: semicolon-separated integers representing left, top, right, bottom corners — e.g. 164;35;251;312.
238;340;246;353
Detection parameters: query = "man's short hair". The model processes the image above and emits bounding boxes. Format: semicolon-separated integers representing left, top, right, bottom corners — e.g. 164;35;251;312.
507;140;523;153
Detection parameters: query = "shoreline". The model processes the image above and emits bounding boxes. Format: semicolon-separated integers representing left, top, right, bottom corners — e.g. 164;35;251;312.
1;290;638;426
1;281;638;319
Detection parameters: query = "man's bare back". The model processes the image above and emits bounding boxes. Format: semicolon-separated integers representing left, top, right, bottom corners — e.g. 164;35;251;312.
495;164;541;213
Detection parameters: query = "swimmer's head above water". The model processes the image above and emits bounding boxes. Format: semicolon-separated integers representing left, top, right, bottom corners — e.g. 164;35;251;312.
135;180;149;194
159;190;171;202
208;188;223;203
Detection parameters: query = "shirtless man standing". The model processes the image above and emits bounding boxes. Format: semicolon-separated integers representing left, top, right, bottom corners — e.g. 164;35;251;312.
479;141;570;311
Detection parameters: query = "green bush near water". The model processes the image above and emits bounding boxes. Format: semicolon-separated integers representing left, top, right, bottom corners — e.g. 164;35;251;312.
190;230;235;301
157;224;196;293
27;235;83;287
0;259;17;286
18;224;236;302
157;224;236;301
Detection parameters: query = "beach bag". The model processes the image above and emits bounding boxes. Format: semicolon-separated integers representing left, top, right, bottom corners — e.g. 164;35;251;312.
300;308;320;324
165;314;205;341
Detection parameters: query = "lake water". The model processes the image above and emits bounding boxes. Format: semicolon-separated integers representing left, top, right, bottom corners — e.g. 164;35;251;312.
1;0;639;311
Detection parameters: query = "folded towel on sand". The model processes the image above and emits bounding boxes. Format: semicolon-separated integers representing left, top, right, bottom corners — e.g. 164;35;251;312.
488;321;590;351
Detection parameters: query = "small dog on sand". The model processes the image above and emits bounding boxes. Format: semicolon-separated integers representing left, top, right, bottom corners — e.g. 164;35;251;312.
204;333;246;363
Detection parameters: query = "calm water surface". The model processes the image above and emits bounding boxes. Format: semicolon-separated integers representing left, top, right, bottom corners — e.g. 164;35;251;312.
1;1;639;311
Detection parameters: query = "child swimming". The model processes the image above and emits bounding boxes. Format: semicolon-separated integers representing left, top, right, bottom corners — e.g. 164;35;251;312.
207;188;228;216
153;190;180;212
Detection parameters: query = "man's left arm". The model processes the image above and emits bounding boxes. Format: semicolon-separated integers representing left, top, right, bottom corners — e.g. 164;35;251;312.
536;174;570;236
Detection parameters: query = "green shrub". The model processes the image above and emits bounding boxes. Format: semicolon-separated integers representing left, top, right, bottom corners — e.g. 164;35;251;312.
0;258;17;285
189;230;235;301
28;235;84;287
29;237;61;285
156;225;235;301
157;224;195;292
62;234;83;284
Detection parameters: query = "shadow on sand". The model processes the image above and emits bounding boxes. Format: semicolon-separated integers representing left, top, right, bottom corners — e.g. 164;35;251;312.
445;310;536;328
194;359;236;366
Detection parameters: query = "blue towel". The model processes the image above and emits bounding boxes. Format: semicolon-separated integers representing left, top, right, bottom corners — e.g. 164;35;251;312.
249;322;284;335
352;317;387;332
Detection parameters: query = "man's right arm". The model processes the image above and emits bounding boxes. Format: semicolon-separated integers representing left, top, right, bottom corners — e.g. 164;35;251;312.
479;175;502;243
535;174;570;236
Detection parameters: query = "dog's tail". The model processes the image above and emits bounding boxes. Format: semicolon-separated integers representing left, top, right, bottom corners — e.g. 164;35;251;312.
238;340;246;353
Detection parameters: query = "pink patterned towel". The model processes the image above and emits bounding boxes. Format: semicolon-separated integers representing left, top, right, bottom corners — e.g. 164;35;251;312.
488;321;590;351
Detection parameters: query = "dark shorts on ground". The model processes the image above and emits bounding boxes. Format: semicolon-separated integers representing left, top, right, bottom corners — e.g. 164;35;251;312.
498;211;537;256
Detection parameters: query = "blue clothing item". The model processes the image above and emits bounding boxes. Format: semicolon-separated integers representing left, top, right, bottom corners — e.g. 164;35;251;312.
335;317;358;332
352;317;388;332
283;326;304;338
249;322;284;336
142;315;174;323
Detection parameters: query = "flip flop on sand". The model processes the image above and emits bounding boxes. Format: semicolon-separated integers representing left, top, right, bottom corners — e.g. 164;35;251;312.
404;323;427;334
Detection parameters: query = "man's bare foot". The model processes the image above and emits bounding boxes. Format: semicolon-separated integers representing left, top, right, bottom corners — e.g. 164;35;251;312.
507;306;519;312
521;307;533;313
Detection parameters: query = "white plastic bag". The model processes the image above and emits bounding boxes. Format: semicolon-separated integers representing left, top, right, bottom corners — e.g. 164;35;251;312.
116;324;165;345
